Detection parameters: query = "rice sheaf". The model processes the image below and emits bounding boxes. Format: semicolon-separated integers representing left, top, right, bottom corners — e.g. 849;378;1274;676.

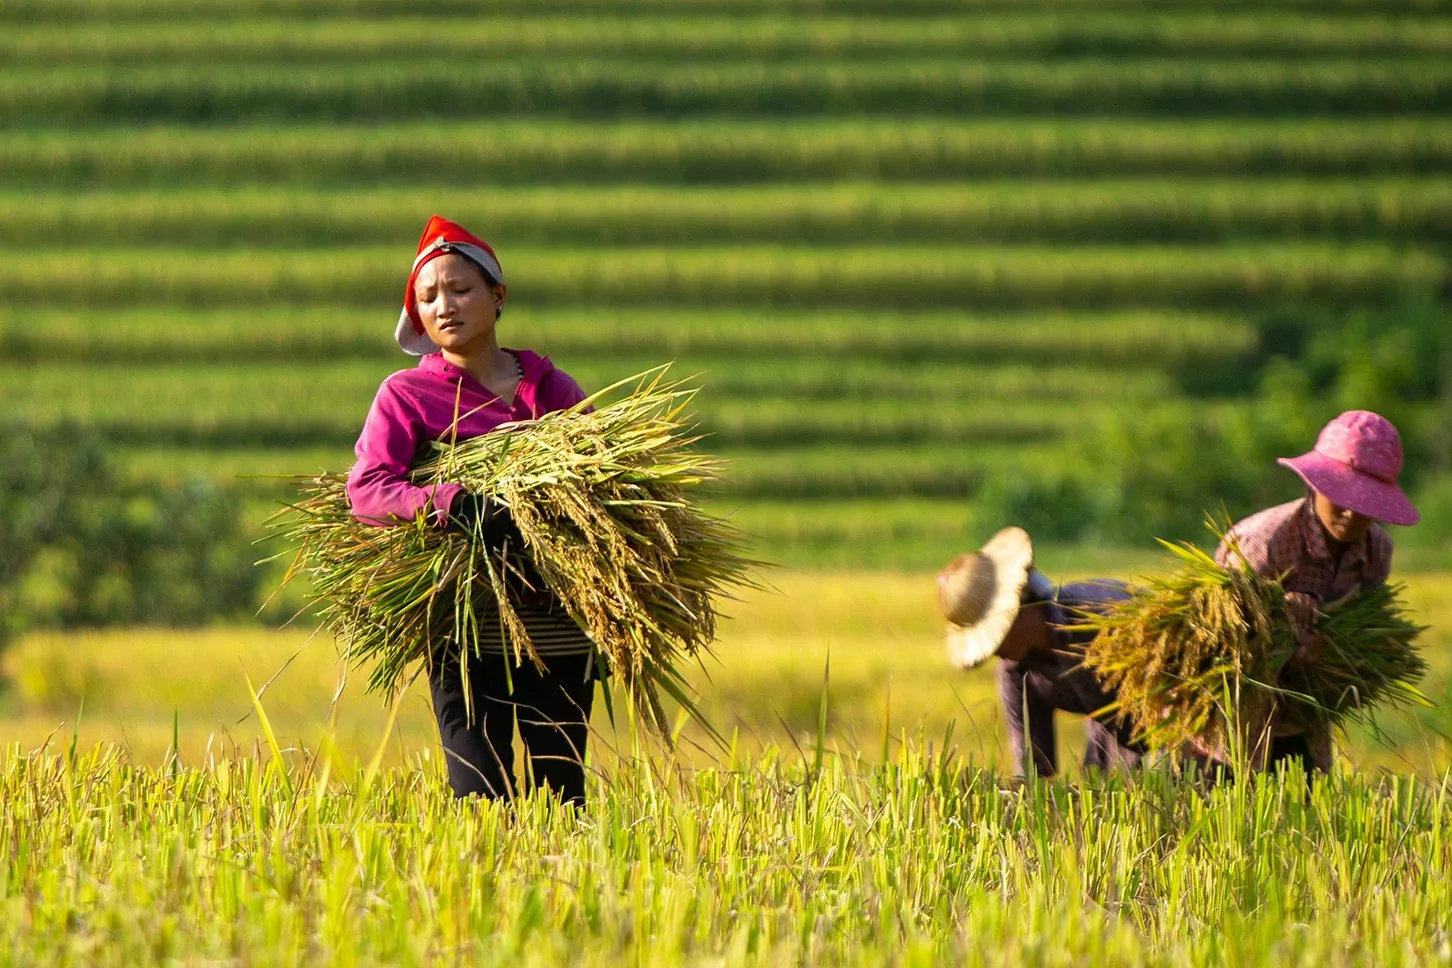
268;367;762;743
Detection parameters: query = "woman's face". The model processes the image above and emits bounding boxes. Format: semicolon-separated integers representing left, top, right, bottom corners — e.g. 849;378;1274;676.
413;254;506;354
1313;490;1373;544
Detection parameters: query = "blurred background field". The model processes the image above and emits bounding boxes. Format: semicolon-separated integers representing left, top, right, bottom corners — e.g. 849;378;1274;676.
3;0;1452;570
4;568;1449;777
2;0;1452;770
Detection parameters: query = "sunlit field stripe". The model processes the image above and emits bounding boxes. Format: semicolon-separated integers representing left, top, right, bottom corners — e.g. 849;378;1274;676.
7;14;1452;65
8;120;1451;186
0;308;1256;366
0;244;1440;309
5;180;1449;246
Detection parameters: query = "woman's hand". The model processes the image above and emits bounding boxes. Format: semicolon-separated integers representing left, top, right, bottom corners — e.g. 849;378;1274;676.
450;493;523;548
1284;591;1324;669
452;494;555;605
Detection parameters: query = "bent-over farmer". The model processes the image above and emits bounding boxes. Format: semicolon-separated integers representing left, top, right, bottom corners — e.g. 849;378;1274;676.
938;527;1145;778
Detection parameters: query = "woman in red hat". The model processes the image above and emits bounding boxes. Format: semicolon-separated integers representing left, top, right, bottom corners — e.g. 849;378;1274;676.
1201;410;1420;776
347;215;598;806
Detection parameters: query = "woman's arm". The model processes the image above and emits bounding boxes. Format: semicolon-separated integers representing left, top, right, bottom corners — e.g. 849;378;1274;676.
346;381;464;527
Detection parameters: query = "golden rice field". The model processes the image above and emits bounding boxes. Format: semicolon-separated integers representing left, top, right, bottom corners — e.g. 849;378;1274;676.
2;569;1451;965
4;570;1448;774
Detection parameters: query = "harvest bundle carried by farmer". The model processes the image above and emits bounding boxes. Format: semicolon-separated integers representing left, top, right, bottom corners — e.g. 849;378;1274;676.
277;215;754;806
1083;410;1425;777
937;527;1145;777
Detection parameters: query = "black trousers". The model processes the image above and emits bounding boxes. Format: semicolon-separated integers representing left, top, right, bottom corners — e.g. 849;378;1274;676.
1266;734;1317;774
427;648;596;805
1083;719;1145;774
1186;734;1321;784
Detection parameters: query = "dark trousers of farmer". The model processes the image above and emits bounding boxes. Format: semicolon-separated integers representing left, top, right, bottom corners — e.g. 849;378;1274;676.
999;659;1144;778
1084;720;1144;774
428;649;596;806
1184;734;1322;784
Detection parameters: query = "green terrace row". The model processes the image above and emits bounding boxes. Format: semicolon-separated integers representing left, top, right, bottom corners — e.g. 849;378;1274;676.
117;441;1059;500
9;121;1450;184
2;245;1440;310
0;356;1169;418
10;180;1450;247
7;14;1452;63
14;410;1078;452
6;61;1449;122
5;0;1446;22
0;310;1257;369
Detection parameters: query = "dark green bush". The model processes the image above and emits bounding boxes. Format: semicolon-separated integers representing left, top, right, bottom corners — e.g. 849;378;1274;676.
0;423;261;647
977;301;1452;545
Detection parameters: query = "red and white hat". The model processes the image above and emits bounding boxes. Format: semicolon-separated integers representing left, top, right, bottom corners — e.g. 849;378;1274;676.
395;215;505;356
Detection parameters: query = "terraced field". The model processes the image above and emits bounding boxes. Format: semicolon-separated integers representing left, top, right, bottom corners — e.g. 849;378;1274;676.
2;0;1449;566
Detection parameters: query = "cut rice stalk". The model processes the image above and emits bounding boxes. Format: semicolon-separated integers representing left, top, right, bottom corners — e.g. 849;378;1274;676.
1076;522;1426;758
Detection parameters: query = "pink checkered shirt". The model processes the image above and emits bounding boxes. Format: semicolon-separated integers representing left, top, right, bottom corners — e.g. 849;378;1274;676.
1214;498;1393;600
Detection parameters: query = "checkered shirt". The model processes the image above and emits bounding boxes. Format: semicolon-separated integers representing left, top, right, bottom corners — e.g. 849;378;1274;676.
1214;498;1392;601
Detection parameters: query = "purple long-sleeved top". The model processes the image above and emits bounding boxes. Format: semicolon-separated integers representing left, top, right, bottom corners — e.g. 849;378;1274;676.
347;350;588;526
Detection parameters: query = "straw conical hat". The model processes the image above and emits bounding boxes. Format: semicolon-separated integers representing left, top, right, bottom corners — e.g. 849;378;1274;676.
937;527;1034;669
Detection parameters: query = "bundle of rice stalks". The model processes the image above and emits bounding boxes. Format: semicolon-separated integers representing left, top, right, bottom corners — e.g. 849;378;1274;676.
266;368;761;742
1078;530;1427;756
1291;582;1428;727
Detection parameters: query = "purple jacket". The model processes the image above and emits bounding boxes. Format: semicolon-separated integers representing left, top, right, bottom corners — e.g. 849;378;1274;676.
347;350;588;527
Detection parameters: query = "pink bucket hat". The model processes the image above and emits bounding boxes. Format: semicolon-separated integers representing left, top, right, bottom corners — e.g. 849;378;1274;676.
1278;410;1420;526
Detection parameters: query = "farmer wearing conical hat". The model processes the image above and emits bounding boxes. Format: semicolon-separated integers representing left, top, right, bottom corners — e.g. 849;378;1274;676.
1206;410;1420;775
938;527;1145;778
347;215;598;806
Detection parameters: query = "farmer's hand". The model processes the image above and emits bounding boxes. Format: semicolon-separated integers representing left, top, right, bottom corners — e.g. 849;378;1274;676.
1284;591;1324;669
453;494;555;604
450;493;524;549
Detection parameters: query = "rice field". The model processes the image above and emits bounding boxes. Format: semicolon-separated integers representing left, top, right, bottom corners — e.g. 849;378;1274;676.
0;309;1259;365
8;121;1452;187
5;570;1448;774
5;244;1442;310
9;180;1452;245
6;744;1451;966
5;743;1452;966
2;0;1450;569
8;60;1452;124
1;570;1449;964
4;20;1451;963
9;14;1452;63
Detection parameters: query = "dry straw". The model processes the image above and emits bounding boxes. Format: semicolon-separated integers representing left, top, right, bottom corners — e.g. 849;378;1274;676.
268;367;761;742
1077;524;1427;756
